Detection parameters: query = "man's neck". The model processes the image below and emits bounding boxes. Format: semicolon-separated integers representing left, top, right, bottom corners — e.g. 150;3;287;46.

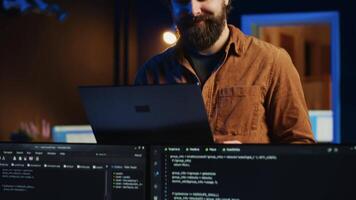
198;22;230;56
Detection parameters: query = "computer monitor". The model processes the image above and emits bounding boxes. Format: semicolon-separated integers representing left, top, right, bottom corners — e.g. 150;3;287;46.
151;145;356;200
309;110;333;143
0;143;146;200
52;125;96;144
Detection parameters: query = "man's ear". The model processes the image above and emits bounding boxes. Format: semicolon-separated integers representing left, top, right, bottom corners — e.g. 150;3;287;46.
224;0;229;6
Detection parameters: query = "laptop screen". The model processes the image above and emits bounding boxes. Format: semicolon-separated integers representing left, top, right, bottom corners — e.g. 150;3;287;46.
52;125;96;144
151;145;356;200
0;143;146;200
79;85;213;144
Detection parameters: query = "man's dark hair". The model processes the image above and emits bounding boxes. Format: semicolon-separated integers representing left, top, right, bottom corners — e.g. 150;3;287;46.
162;0;233;15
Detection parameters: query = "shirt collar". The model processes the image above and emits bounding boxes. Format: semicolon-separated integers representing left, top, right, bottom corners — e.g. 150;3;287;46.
225;24;245;56
174;24;246;65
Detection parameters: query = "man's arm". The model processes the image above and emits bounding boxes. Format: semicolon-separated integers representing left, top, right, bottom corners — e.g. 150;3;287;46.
265;48;316;144
135;57;162;85
134;65;149;85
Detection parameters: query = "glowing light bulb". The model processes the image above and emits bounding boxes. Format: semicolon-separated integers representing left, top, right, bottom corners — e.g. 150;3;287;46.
163;31;177;45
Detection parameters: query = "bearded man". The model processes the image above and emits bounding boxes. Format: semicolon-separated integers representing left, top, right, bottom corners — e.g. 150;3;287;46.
135;0;316;144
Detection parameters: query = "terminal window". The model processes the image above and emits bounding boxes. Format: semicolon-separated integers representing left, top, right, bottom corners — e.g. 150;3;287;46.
0;143;146;200
151;145;356;200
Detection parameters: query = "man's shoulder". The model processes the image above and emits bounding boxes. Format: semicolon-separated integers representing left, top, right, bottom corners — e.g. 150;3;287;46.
141;46;177;71
229;25;283;59
246;35;282;58
230;26;295;78
135;46;178;84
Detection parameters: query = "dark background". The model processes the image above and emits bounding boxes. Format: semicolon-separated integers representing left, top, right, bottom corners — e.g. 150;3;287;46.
0;0;355;142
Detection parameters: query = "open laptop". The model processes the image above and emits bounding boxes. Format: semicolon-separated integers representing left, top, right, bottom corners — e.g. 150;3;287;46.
79;84;214;145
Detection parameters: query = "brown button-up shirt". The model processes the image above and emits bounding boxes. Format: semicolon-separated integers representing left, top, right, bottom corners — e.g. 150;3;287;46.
135;25;316;144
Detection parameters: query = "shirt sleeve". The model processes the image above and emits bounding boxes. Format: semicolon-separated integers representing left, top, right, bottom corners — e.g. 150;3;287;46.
134;56;162;85
134;66;149;85
134;59;158;85
265;48;316;144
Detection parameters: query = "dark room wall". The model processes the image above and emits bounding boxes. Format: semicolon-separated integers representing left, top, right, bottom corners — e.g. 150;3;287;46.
136;0;172;69
0;0;115;140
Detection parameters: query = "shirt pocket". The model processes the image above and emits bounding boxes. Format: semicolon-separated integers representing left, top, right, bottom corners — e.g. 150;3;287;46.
215;86;262;135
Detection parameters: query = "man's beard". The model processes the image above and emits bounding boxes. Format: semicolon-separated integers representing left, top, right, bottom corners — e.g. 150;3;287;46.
176;8;226;51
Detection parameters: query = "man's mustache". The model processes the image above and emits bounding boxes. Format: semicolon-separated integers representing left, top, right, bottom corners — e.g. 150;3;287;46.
178;14;214;28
